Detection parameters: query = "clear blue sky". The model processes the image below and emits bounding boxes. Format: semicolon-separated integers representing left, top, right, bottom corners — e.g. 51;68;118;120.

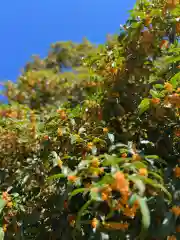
0;0;135;83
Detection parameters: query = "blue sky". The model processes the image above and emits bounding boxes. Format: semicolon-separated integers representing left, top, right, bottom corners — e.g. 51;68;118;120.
0;0;135;83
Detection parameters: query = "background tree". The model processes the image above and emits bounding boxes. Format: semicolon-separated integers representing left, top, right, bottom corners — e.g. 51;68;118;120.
0;0;179;240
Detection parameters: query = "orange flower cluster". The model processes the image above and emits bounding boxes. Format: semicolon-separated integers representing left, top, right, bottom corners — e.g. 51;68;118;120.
174;129;180;137
132;154;141;162
176;225;180;232
91;157;100;168
2;192;13;208
151;98;160;105
57;127;63;136
3;224;8;232
100;185;112;201
103;127;109;133
116;196;139;218
167;93;180;107
103;221;129;230
0;109;19;119
173;166;180;178
111;172;129;195
68;175;78;182
64;200;68;210
111;92;120;98
121;153;127;158
139;168;148;177
91;218;99;229
171;206;180;216
68;214;76;227
164;82;173;92
167;235;176;240
57;109;67;120
87;142;94;150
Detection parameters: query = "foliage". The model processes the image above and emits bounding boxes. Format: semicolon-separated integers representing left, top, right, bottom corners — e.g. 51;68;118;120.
0;0;180;239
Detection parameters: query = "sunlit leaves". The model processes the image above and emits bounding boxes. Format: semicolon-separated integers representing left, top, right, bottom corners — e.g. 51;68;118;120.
138;98;150;115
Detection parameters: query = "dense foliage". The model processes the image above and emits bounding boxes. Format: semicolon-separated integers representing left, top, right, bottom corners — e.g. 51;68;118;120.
0;0;179;239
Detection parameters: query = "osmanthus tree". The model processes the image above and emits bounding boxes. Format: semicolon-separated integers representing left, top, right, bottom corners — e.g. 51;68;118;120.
0;0;179;240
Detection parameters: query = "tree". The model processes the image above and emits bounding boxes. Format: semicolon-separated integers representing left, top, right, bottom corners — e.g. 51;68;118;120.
0;0;179;239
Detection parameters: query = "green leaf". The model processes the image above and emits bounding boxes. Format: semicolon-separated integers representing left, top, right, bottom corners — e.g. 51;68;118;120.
69;188;86;200
128;176;145;196
102;154;131;166
148;171;163;184
0;228;4;240
170;72;180;88
150;89;159;98
107;133;115;143
145;155;167;165
156;212;176;238
138;98;150;115
135;195;150;239
154;84;164;89
123;161;147;170
165;55;180;64
47;173;66;181
91;174;113;187
76;200;92;229
0;199;7;214
138;176;171;201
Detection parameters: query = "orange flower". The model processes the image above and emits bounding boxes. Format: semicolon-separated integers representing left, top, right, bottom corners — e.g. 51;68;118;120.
167;235;176;240
68;175;77;182
2;192;9;201
112;172;129;195
145;16;151;26
171;206;180;216
43;135;49;140
7;201;13;208
174;129;180;137
101;185;112;201
87;142;93;150
132;154;141;162
2;224;8;232
151;98;160;104
139;168;148;177
160;39;169;49
91;218;99;229
123;206;137;218
68;215;76;227
120;194;129;205
121;153;127;158
104;221;129;230
57;128;63;136
110;68;118;75
174;167;180;178
64;200;68;209
91;157;100;168
103;127;109;133
57;109;67;120
164;82;173;92
177;88;180;93
176;225;180;232
132;200;139;210
101;192;109;201
111;92;120;98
